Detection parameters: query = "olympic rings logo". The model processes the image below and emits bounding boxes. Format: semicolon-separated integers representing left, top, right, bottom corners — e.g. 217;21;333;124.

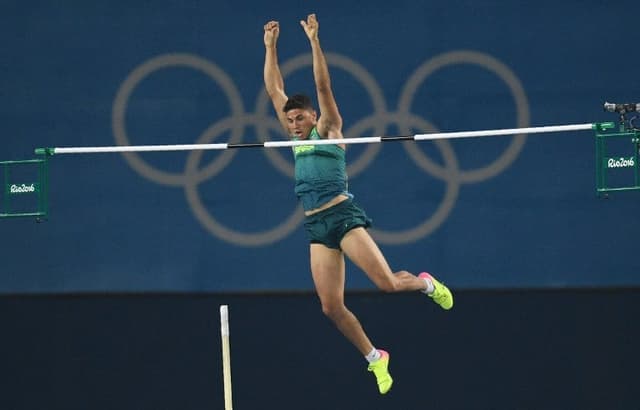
112;50;530;247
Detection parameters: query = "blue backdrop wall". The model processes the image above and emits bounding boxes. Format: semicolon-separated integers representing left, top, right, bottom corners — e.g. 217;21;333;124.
2;1;639;293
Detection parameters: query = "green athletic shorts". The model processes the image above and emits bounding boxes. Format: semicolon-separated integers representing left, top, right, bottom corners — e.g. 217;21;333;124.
303;199;372;249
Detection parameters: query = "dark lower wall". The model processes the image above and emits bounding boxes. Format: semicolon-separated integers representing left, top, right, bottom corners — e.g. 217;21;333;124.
1;289;638;410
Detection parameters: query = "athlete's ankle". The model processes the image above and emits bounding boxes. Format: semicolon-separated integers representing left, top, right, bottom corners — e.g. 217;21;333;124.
365;347;381;363
419;272;435;294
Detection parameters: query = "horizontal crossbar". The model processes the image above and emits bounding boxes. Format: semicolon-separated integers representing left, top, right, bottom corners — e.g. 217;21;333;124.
35;123;596;155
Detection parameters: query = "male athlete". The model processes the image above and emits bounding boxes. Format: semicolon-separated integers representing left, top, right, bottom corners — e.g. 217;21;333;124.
263;14;453;394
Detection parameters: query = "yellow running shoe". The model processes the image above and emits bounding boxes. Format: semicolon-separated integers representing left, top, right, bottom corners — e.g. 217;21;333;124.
367;350;393;394
419;272;454;310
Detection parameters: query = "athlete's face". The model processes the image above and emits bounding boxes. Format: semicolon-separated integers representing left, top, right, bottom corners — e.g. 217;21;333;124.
285;108;317;139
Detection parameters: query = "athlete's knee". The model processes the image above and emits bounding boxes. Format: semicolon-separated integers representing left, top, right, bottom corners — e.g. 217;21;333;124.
376;275;400;293
320;300;347;320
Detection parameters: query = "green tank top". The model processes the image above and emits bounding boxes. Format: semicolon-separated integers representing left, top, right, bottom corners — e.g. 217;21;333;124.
292;127;352;211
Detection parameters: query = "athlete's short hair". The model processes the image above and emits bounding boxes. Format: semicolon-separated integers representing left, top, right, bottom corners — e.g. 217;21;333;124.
283;94;314;112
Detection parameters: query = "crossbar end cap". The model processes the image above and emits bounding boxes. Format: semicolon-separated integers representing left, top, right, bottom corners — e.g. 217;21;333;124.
34;147;55;156
593;122;615;132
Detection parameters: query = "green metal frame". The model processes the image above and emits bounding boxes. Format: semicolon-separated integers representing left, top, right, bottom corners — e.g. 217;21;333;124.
0;156;49;221
594;121;640;196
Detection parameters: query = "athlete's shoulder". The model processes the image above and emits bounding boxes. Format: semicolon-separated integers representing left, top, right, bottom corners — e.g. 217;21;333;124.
309;126;321;139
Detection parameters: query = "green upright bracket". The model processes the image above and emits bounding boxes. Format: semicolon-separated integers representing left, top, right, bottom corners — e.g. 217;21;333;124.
0;154;50;221
34;147;55;156
594;121;640;197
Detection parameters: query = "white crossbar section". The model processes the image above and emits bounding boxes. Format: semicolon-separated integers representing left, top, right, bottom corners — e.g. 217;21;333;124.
264;136;381;147
53;143;229;154
41;123;594;155
414;123;594;141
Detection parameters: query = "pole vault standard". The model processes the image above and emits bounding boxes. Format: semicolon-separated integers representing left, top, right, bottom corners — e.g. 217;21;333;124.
34;123;595;155
2;121;636;222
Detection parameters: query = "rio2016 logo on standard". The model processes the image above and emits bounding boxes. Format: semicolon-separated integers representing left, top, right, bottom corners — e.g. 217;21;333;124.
607;157;635;169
